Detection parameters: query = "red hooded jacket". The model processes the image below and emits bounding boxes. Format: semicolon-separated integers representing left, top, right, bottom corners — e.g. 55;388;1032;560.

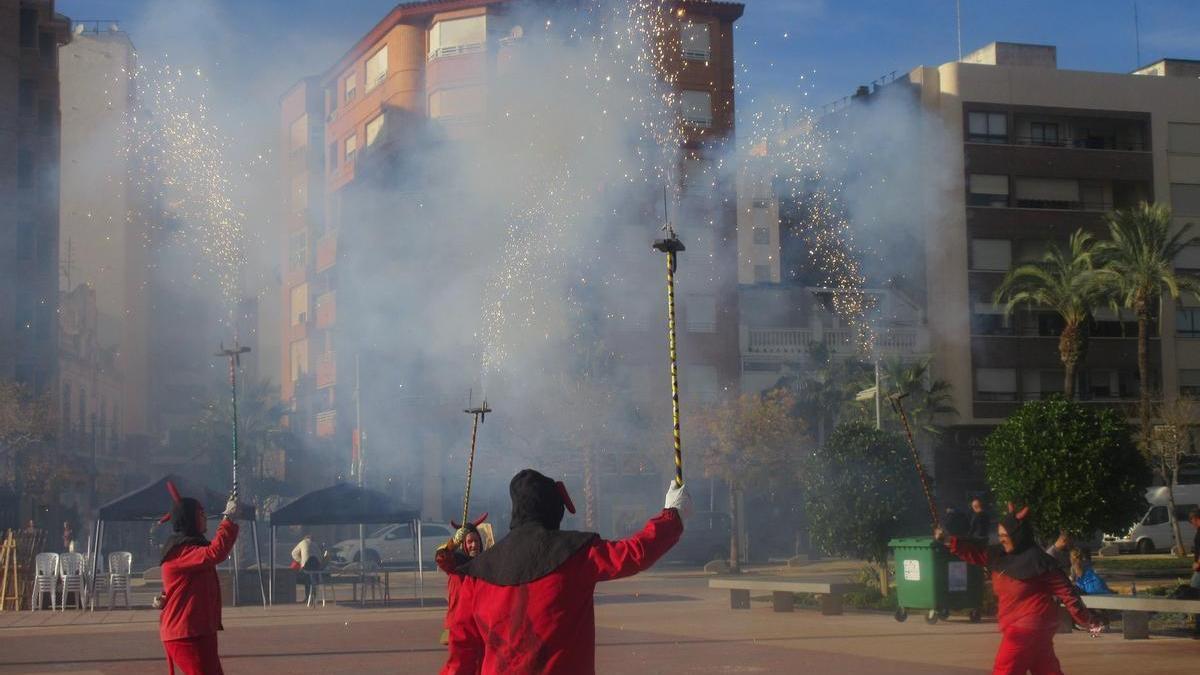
948;535;1093;632
442;508;682;675
160;518;238;642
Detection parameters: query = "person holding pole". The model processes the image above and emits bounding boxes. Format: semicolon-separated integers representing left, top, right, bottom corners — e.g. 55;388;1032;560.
158;482;240;675
935;504;1103;674
442;469;690;674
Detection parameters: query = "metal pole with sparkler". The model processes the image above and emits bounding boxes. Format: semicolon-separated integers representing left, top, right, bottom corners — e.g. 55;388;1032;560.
215;342;251;500
888;392;940;529
653;224;686;488
461;399;492;529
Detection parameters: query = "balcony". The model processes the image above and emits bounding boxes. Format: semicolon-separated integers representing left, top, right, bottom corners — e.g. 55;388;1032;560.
315;410;337;438
316;352;336;389
964;143;1152;183
428;42;485;61
745;328;924;357
315;292;336;330
315;232;337;272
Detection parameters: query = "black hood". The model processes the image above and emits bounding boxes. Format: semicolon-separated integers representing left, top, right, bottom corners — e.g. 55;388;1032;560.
462;469;595;586
988;509;1060;580
160;497;209;563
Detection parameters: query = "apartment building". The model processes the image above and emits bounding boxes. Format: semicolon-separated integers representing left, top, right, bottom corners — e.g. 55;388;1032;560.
903;43;1200;498
280;0;743;518
0;0;71;396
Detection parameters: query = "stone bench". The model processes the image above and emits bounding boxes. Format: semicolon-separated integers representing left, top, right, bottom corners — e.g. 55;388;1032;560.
1080;594;1200;639
709;577;861;615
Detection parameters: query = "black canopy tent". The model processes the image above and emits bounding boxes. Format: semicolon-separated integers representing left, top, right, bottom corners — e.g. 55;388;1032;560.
92;473;266;607
268;483;422;606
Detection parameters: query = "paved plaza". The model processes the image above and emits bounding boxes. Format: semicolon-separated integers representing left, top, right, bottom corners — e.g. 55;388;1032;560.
0;571;1193;674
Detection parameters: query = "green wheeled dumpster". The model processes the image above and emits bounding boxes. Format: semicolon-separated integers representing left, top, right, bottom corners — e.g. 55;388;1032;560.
889;536;984;624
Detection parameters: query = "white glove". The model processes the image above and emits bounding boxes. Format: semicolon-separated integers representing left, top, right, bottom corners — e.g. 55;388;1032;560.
222;497;238;519
664;482;693;519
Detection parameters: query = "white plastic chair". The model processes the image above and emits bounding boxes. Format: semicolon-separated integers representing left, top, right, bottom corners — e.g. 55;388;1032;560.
58;552;85;611
30;553;59;611
88;556;108;611
107;552;132;609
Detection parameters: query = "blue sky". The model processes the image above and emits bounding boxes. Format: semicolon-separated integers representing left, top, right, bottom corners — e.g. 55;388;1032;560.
57;0;1200;134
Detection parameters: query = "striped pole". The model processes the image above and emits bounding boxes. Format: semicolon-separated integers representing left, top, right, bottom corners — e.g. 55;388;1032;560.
461;401;491;529
215;342;251;501
889;393;940;529
654;231;685;487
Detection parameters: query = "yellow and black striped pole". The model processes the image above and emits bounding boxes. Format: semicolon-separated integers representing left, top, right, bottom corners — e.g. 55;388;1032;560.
653;230;685;487
461;401;491;529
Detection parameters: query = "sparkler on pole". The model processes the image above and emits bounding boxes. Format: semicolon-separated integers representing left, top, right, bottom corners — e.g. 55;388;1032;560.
214;341;251;500
653;211;686;488
461;398;492;530
888;392;940;529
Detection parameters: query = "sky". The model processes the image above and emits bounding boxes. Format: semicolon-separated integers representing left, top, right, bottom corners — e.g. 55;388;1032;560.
57;0;1200;120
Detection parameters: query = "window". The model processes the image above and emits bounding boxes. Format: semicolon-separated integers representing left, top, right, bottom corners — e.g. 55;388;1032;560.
328;142;338;171
429;16;486;59
1178;309;1200;337
1170;183;1200;216
365;114;384;146
1174;245;1200;271
19;9;37;49
344;134;357;163
970;239;1011;271
17;149;33;188
428;87;484;119
680;90;713;128
1181;369;1200;396
291;175;307;212
681;22;711;61
16;221;35;261
975;368;1017;401
1168;123;1200;154
1022;369;1065;400
967;174;1009;207
19;79;35;116
1030;122;1059;146
1014;177;1079;209
288;231;307;270
365;46;388;92
753;226;770;245
967;111;1007;143
686;364;720;403
290;340;309;383
1143;506;1168;526
39;31;54;64
289;116;308;150
751;198;770;209
343;71;357;102
1082;370;1119;399
686;294;717;332
971;300;1012;335
753;264;771;283
290;284;309;326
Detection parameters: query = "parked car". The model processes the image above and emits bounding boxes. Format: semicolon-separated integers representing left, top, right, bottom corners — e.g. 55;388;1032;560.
662;511;731;564
1104;485;1200;554
331;522;454;567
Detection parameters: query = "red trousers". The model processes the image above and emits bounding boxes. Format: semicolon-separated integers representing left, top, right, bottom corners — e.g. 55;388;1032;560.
993;627;1062;675
164;634;224;675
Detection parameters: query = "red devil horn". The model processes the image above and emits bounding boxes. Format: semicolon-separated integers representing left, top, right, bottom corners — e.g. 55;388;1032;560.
449;520;462;530
1007;502;1016;514
555;481;576;515
472;512;489;527
1015;506;1030;520
166;480;182;504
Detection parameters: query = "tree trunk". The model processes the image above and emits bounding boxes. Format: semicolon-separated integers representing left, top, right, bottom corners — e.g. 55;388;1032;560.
728;486;741;573
1166;461;1185;557
1059;320;1082;399
1138;310;1151;444
877;561;890;598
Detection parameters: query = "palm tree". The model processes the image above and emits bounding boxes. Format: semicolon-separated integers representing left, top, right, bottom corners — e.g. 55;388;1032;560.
876;357;956;438
994;229;1105;399
1096;202;1200;442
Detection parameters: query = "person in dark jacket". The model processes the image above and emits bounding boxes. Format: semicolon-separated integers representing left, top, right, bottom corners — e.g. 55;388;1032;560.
158;484;239;675
443;469;690;675
936;504;1102;674
967;497;991;541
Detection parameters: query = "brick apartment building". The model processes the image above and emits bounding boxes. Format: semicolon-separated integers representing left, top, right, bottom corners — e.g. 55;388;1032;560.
280;0;743;520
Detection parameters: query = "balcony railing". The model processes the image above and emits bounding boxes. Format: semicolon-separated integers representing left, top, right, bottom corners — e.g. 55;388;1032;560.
745;328;922;355
428;42;486;61
315;410;337;438
1011;135;1149;152
682;48;711;61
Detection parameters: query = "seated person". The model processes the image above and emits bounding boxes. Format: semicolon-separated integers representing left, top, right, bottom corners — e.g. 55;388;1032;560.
1069;547;1112;595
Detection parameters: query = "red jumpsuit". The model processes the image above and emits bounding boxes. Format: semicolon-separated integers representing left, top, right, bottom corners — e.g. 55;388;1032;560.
948;536;1093;675
160;519;238;675
443;508;682;675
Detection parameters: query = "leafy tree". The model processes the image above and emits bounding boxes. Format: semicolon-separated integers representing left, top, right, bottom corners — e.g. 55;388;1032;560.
984;397;1150;539
994;230;1105;399
698;390;806;572
848;356;955;439
1148;398;1200;556
1096;203;1200;441
193;378;295;492
0;381;69;511
802;421;923;594
774;342;867;446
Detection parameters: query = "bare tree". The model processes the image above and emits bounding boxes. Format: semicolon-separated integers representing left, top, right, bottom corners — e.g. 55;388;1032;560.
1149;398;1200;557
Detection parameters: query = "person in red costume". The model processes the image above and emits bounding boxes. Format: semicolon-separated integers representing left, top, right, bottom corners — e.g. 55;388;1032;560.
157;484;240;675
935;504;1103;675
437;513;490;645
442;468;691;675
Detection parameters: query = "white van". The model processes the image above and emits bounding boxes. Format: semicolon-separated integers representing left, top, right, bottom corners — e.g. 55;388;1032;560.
1104;485;1199;554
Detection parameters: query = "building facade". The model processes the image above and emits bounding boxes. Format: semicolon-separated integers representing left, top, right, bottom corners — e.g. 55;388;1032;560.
0;0;71;396
280;0;743;519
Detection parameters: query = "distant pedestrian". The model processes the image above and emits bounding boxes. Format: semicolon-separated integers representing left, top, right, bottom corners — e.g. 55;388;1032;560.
1068;548;1112;595
62;521;75;552
1045;530;1072;572
291;534;322;599
967;497;991;542
22;519;36;535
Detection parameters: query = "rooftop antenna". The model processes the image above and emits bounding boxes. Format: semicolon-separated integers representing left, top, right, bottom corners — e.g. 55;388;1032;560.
955;0;963;61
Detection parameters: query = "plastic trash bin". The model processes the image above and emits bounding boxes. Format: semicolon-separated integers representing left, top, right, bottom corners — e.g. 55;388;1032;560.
889;536;984;624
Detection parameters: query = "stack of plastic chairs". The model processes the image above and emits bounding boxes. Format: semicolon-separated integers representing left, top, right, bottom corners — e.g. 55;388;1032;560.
88;555;108;611
107;552;132;609
30;552;58;611
58;552;85;610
